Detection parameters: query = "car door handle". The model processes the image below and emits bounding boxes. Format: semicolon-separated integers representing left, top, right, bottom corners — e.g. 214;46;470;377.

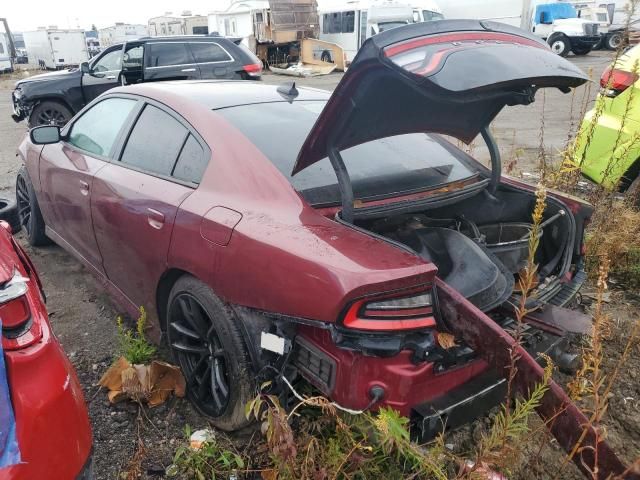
79;180;90;196
181;68;196;72
146;208;165;230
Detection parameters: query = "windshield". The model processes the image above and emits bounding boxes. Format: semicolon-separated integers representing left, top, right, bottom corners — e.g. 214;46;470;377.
217;101;478;206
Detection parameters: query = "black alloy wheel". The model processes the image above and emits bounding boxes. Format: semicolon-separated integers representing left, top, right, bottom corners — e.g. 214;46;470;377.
16;173;32;235
168;293;231;417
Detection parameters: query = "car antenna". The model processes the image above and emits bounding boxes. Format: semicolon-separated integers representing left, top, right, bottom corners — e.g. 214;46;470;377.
277;82;299;103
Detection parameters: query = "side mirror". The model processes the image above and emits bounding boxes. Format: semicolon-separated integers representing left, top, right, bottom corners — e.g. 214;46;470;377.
30;125;61;145
80;62;90;74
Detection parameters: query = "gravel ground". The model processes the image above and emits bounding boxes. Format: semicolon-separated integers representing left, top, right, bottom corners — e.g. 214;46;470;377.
0;51;638;479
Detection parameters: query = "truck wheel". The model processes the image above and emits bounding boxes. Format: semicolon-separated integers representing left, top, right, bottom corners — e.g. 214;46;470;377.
572;46;591;56
607;32;624;50
166;276;256;431
548;35;570;57
29;101;73;127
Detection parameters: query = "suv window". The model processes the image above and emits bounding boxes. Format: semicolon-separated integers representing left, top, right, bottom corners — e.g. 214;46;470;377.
189;42;232;63
68;98;137;157
120;104;187;176
92;48;123;72
147;43;194;67
173;135;207;183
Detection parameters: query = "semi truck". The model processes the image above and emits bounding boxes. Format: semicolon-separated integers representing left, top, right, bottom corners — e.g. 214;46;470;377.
437;0;601;55
23;29;89;69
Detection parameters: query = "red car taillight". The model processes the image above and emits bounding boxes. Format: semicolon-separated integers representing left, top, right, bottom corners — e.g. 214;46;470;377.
242;62;263;78
1;271;41;350
343;289;437;331
600;67;639;97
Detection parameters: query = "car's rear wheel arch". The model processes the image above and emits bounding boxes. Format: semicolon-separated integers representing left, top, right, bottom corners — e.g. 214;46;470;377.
156;268;192;333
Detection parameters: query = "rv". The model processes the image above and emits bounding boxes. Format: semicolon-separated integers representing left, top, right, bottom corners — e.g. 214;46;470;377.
23;29;89;69
318;1;415;62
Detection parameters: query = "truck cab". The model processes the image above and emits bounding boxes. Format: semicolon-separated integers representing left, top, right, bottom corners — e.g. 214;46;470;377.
530;3;601;56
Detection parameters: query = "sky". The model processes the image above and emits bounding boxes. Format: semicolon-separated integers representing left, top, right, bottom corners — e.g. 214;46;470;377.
2;0;232;32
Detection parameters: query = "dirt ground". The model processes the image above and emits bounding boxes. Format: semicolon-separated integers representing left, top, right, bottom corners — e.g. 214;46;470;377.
0;51;638;479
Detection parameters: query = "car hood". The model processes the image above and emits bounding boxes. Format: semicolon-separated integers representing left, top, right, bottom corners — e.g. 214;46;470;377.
292;19;589;175
15;68;80;87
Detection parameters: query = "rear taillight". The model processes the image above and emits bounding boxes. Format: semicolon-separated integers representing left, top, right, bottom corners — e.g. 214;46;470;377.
242;63;263;78
600;67;639;97
1;271;41;350
343;289;437;331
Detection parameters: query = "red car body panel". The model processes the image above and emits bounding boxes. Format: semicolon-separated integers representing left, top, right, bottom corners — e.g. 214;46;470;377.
0;223;92;479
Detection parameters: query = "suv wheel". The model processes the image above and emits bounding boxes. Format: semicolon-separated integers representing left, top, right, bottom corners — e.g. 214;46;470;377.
29;101;72;127
16;166;50;246
167;276;255;431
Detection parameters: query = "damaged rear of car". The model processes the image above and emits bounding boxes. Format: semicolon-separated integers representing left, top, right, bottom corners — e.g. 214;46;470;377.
219;20;593;438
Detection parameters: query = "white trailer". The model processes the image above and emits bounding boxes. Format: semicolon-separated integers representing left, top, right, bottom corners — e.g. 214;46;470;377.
23;29;88;70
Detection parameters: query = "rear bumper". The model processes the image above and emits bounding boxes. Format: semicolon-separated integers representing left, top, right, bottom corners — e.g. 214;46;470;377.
411;330;567;441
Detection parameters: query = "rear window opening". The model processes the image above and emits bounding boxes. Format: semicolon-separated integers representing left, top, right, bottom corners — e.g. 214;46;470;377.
216;101;480;206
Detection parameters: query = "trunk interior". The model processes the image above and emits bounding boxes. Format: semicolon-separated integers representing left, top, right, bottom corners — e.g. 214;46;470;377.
355;185;575;313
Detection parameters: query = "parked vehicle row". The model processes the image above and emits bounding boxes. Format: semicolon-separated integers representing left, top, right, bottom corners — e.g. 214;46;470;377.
11;35;263;127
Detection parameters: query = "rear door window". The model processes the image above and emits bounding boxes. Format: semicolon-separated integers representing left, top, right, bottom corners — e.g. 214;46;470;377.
189;42;232;63
120;104;187;176
68;98;137;157
173;135;207;184
147;43;195;67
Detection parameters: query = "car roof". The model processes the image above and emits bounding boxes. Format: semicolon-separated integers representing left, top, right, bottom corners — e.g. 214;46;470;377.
118;80;331;110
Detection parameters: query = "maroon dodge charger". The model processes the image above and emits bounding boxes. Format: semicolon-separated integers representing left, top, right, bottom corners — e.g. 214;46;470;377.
16;22;593;438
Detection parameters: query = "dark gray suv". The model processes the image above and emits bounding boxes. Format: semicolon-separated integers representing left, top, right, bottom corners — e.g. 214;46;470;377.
11;36;263;126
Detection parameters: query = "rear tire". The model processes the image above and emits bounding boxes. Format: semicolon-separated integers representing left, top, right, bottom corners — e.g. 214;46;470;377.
166;276;256;431
16;166;50;246
28;100;73;127
548;35;571;57
607;32;624;51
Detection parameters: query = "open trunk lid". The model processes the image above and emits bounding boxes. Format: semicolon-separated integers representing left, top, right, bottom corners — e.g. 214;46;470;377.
292;20;589;176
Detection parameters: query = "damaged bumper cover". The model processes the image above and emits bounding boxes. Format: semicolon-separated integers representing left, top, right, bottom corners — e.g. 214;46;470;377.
11;90;29;122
